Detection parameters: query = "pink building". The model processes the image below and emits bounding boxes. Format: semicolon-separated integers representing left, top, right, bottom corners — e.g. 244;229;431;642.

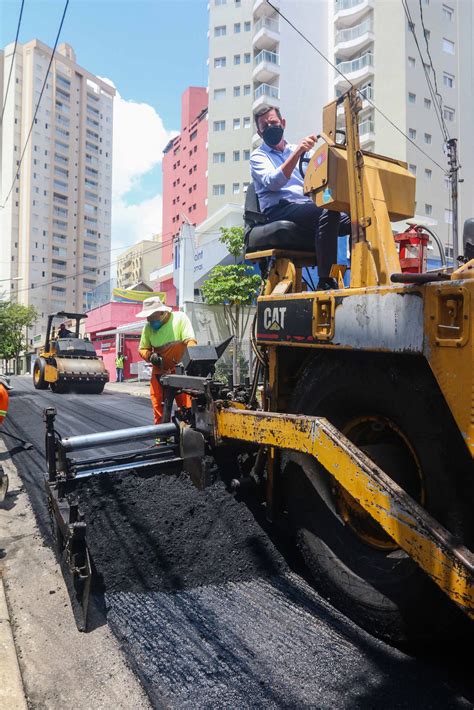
85;301;145;381
159;87;208;304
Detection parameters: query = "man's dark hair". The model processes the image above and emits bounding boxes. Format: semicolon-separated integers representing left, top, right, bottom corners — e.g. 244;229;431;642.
254;106;282;132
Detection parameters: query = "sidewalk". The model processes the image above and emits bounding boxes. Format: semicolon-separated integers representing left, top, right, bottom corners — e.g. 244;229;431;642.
0;575;27;709
105;379;150;398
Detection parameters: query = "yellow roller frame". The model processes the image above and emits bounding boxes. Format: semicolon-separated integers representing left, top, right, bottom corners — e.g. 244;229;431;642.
214;406;474;619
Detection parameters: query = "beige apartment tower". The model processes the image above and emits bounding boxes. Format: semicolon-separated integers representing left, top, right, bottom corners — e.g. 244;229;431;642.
0;40;115;344
116;236;163;290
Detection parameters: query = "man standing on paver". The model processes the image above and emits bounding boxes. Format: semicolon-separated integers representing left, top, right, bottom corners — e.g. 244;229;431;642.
137;296;197;424
115;352;126;382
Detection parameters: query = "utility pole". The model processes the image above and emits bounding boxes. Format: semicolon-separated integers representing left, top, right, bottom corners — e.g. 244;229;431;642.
446;138;460;260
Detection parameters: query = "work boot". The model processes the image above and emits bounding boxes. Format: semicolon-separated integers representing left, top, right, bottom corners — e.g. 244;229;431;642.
316;277;338;291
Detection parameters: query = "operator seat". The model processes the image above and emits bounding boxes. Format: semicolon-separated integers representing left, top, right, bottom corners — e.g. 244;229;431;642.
244;183;316;255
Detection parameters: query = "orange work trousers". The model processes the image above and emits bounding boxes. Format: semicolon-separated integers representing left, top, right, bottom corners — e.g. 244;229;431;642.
150;374;191;425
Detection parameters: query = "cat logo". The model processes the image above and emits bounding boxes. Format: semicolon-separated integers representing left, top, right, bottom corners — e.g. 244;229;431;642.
263;306;287;331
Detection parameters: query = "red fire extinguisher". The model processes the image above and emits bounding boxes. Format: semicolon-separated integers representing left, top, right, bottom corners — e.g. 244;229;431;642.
394;226;430;274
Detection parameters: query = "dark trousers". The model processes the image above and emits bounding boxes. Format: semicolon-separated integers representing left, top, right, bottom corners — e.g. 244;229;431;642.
265;201;351;278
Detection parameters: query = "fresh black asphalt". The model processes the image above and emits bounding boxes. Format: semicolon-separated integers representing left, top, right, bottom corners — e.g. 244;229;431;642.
2;376;473;708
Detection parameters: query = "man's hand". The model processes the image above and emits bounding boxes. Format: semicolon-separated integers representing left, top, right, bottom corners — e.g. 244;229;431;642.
149;353;163;368
296;134;317;156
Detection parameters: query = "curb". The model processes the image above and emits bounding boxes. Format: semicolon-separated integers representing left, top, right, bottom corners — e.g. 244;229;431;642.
0;577;28;709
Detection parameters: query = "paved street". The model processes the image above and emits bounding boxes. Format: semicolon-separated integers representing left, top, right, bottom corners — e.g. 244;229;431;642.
1;376;473;709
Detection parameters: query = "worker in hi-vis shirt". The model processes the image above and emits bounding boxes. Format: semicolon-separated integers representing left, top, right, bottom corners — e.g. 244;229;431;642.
137;296;197;424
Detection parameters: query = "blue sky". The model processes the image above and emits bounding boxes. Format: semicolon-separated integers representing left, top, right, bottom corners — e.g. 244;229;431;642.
1;0;210;248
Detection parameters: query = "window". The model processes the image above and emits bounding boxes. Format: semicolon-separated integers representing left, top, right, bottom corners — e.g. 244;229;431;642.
409;164;417;175
215;0;226;4
443;5;453;22
408;92;416;104
425;168;432;180
243;117;251;128
213;120;225;132
408;56;416;68
424;132;432;144
233;86;241;97
425;204;433;216
214;57;226;68
444;176;450;190
244;53;251;63
243;182;249;192
243;149;250;161
424;98;431;109
408;128;416;140
234;22;241;33
214;25;226;37
235;0;241;5
443;38;455;54
233;150;240;161
443;72;454;88
232;183;240;194
243;84;251;96
213;152;225;163
234;54;241;65
443;106;455;121
214;88;226;101
233;118;240;130
444;208;452;224
244;21;251;31
213;184;225;196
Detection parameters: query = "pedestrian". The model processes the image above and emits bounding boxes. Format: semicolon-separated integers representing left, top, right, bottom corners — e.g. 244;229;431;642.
137;296;197;424
250;106;351;290
115;352;126;382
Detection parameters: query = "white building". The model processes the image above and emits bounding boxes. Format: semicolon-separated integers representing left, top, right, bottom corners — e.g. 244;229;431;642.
330;0;474;253
207;0;330;214
0;40;115;343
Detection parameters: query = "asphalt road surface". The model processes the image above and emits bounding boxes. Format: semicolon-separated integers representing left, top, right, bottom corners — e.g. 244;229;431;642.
2;376;473;709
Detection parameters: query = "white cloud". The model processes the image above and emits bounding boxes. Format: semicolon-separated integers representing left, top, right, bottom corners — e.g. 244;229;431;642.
100;78;176;254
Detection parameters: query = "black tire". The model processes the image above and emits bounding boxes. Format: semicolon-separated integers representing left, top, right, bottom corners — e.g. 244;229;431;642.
33;359;49;390
284;351;473;645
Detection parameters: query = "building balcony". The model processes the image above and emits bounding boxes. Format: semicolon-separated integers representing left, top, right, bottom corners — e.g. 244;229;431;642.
334;18;374;58
334;0;374;28
253;0;279;20
252;82;280;112
334;51;374;89
253;16;280;51
253;49;280;84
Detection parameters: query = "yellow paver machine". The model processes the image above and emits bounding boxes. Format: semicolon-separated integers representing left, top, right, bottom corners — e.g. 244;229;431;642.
44;89;473;643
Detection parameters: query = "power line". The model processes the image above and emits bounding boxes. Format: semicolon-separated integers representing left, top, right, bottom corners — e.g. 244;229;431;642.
265;0;447;173
0;0;69;210
0;0;25;126
401;0;449;143
418;0;450;140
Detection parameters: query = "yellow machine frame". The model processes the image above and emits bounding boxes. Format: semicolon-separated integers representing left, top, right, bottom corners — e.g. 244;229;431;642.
213;88;474;619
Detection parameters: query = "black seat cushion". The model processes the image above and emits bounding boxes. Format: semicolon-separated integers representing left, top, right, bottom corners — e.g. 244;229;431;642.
247;220;312;252
244;183;315;255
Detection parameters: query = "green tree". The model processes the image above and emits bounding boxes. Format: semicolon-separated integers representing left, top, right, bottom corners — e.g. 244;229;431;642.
0;301;38;373
201;226;261;384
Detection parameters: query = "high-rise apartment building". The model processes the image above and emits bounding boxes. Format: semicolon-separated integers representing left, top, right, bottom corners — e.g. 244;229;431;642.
207;0;329;214
161;86;208;304
0;39;115;342
329;0;473;252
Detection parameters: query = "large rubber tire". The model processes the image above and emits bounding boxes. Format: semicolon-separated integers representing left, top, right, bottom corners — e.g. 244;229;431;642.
284;351;473;646
33;359;49;390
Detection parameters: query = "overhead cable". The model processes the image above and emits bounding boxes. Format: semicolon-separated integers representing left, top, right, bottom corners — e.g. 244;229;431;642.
0;0;70;210
0;0;26;126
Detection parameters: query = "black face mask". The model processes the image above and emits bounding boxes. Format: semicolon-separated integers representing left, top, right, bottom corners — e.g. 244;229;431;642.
262;124;284;147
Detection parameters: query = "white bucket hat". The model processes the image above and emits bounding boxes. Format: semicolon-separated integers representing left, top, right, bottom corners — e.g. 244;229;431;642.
135;295;172;318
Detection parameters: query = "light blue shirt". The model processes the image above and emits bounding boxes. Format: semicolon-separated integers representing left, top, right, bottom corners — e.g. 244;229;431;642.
250;141;312;213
